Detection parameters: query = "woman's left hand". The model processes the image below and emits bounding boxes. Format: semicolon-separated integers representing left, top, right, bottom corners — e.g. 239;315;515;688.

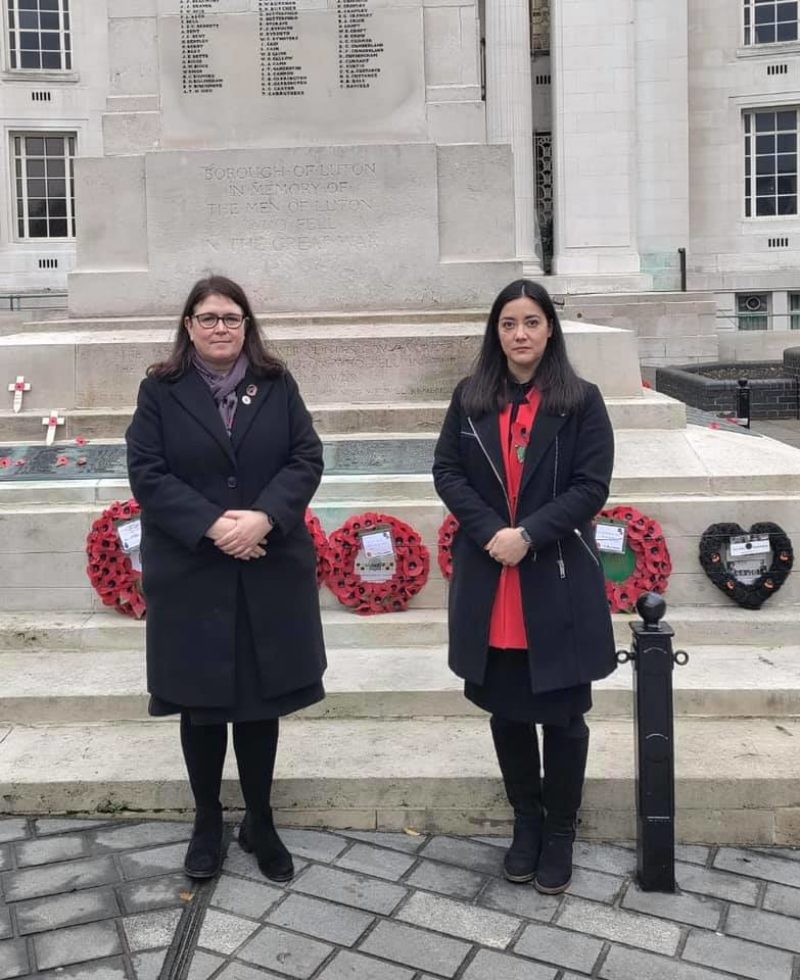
486;527;530;567
214;510;273;559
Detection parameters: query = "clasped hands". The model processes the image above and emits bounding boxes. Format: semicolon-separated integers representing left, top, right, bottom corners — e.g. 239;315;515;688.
207;510;273;560
485;527;530;567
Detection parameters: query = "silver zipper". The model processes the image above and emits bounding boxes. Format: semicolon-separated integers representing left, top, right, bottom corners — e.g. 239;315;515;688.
553;435;566;578
467;416;512;522
556;541;566;579
574;528;601;567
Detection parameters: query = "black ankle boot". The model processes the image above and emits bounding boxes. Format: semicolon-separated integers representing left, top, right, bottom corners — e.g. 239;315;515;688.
534;825;575;894
504;814;543;883
238;809;294;882
184;805;223;879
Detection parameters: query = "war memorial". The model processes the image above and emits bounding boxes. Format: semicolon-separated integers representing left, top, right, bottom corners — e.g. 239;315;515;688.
0;0;800;851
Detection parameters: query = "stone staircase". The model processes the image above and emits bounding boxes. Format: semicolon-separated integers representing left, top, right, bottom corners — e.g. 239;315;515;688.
1;312;800;844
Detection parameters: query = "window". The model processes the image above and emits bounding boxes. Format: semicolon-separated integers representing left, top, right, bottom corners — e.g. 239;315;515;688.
745;0;798;44
7;0;71;70
13;133;75;239
737;293;770;330
790;292;800;328
744;109;798;217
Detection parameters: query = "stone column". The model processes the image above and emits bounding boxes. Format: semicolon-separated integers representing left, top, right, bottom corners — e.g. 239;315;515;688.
485;0;542;268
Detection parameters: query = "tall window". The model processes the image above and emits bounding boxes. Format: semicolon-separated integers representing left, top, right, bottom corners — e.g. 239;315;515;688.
7;0;71;70
744;109;798;217
745;0;799;44
13;134;75;239
790;292;800;328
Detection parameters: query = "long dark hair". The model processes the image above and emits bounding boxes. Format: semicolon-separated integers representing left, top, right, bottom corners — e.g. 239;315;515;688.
460;279;584;418
147;275;285;380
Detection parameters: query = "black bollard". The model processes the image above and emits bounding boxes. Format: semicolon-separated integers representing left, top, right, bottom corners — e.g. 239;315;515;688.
617;593;688;892
737;378;751;429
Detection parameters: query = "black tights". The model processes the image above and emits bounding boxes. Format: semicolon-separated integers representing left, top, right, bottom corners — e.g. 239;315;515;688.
180;714;280;815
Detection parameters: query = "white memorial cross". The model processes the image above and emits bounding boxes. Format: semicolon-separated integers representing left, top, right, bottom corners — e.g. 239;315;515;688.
7;375;31;414
42;410;65;446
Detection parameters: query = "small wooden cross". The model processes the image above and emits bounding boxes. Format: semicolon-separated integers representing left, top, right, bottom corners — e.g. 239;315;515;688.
42;410;65;446
7;375;31;414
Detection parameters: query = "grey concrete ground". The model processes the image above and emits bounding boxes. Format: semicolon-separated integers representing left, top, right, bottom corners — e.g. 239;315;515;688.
752;419;800;451
1;818;800;979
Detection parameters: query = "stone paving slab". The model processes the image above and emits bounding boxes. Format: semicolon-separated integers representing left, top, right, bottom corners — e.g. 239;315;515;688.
0;817;799;980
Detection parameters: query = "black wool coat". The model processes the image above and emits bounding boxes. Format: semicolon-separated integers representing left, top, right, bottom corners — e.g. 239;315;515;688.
432;378;616;695
126;368;326;708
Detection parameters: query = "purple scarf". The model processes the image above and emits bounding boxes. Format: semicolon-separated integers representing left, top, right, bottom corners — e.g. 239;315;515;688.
192;350;249;435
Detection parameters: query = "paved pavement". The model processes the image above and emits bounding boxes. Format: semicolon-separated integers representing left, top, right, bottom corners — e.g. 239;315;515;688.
1;818;800;979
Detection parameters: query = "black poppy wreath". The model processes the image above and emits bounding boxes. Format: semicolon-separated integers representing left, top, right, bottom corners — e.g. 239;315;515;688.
87;503;330;618
597;505;672;614
86;498;146;619
323;511;430;614
699;522;794;609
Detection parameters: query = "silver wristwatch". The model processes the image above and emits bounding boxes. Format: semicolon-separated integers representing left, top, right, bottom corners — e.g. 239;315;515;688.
517;526;532;547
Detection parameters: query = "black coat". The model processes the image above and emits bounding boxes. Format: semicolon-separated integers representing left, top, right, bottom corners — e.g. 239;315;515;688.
126;368;326;708
432;378;616;695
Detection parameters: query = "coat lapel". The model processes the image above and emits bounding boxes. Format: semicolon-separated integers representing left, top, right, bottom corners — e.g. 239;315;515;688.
230;373;278;451
520;410;568;496
469;411;508;491
170;370;235;464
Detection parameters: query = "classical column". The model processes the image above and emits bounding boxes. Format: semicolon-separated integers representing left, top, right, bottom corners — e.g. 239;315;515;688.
485;0;542;268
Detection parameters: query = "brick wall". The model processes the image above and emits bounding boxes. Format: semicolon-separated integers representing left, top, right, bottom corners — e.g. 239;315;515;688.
656;362;799;419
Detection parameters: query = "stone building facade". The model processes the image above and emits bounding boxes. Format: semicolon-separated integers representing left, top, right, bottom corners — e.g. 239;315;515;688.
0;0;799;344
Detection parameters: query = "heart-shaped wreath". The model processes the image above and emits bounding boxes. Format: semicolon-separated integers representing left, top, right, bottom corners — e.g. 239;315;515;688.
323;511;430;615
699;522;794;609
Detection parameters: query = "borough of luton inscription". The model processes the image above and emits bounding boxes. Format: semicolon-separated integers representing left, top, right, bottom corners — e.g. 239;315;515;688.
180;0;224;94
202;160;379;251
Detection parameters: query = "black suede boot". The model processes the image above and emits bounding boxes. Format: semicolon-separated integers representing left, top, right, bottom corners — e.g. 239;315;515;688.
233;719;294;883
180;714;227;879
535;716;589;895
490;716;543;883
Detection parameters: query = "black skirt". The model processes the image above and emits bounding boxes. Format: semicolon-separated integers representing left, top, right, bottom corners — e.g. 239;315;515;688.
149;589;325;726
464;647;591;725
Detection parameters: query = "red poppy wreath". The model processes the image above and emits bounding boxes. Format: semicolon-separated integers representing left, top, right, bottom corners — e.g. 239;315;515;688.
597;505;672;614
85;498;146;620
323;512;430;614
438;513;459;580
87;504;330;619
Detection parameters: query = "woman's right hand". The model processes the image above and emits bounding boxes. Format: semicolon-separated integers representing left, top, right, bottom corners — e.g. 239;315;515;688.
206;517;266;560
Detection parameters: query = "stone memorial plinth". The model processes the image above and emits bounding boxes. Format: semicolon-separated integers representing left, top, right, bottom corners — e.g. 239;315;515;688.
69;0;521;315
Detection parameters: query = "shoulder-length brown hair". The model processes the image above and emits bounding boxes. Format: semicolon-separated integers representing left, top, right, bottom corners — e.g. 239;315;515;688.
147;275;285;380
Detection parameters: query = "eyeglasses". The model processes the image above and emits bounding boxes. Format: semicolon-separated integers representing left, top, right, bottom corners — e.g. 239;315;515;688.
192;313;247;330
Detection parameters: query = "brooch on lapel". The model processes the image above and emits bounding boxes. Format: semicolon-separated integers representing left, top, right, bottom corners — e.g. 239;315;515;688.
242;384;257;406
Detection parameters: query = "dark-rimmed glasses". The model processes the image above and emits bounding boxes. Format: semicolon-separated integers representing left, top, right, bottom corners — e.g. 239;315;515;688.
192;313;247;330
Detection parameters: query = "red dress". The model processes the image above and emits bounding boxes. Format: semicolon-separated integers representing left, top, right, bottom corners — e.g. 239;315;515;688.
488;388;541;649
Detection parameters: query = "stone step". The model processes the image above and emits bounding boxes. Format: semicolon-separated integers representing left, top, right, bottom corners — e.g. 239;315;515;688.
0;391;686;441
0;715;797;843
0;319;643;412
1;645;799;725
1;606;798;652
2;486;800;612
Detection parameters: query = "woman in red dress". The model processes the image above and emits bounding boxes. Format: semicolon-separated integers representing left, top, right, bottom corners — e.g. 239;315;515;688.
433;280;616;893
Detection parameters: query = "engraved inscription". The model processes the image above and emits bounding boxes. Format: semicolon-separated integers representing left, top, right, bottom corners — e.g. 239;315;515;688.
258;0;307;97
202;160;380;251
337;0;384;89
180;0;224;94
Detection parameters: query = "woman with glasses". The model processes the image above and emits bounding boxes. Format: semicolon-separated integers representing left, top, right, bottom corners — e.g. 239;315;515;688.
126;275;326;882
433;279;615;894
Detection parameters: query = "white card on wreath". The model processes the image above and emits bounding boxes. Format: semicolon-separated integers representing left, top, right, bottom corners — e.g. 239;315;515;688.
360;528;394;559
595;521;627;554
117;518;142;553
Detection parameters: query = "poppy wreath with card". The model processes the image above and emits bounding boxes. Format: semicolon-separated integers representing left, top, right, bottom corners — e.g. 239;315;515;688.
597;505;672;614
437;513;459;580
323;511;430;615
699;522;794;609
304;508;329;587
85;498;146;620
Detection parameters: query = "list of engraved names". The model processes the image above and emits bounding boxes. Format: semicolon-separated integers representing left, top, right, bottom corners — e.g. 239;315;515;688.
180;0;224;94
178;0;384;96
